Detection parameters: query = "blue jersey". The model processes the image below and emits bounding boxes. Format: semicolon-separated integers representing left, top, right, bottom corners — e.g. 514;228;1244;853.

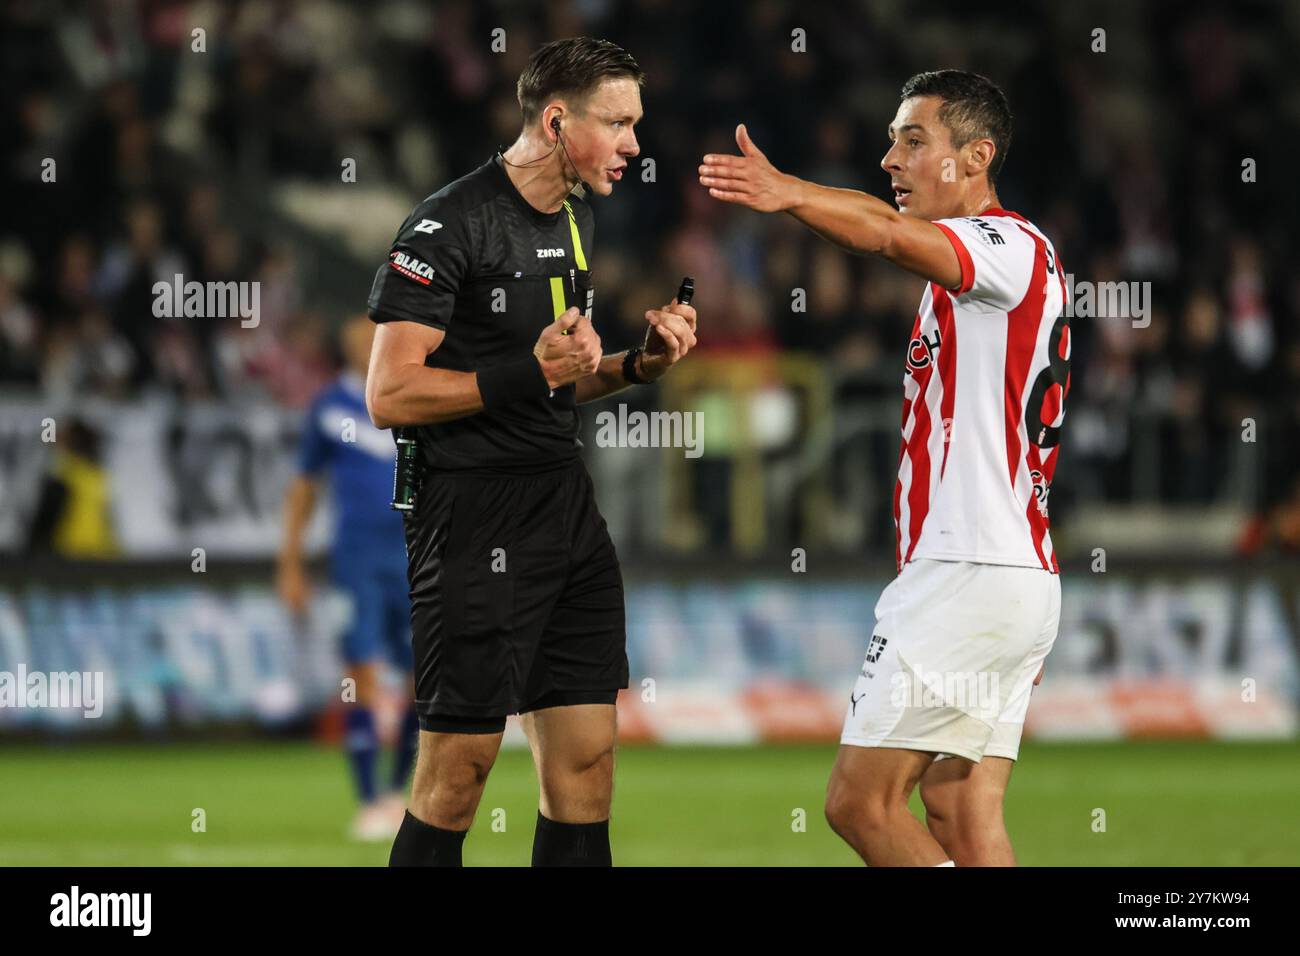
298;373;407;572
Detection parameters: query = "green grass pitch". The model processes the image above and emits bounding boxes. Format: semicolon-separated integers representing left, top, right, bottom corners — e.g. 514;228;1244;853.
2;740;1296;865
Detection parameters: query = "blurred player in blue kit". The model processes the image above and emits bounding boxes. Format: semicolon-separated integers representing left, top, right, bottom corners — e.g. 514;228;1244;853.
277;315;419;841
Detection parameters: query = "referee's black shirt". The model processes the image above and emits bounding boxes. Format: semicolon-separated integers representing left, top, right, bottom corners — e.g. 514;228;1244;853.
367;152;597;473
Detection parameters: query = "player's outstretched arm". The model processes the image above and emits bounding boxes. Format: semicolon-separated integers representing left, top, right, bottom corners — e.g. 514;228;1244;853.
699;124;962;290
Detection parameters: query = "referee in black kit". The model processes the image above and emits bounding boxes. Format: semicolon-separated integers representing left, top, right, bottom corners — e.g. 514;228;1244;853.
365;37;698;866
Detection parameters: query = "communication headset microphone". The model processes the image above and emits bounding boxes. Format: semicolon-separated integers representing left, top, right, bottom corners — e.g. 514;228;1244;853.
498;116;562;169
499;115;587;193
551;116;589;194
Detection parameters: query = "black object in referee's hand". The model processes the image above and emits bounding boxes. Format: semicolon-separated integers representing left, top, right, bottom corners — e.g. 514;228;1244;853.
623;277;696;386
676;276;694;306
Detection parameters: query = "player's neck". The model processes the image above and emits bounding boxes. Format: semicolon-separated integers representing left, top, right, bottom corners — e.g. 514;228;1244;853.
955;184;1001;218
501;134;578;214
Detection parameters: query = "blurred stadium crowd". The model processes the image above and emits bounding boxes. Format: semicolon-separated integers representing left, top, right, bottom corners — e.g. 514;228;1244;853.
3;0;1298;560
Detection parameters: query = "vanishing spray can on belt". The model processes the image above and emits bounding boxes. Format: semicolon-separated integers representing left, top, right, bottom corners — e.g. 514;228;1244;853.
390;426;421;512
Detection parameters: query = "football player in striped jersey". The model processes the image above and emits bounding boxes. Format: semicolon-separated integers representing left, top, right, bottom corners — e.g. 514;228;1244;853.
701;70;1069;866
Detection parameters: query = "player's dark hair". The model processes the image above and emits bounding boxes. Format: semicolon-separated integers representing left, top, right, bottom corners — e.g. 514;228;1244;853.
517;37;644;126
900;70;1013;185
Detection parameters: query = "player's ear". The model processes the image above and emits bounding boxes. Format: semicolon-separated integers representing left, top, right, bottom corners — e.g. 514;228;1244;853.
966;137;996;178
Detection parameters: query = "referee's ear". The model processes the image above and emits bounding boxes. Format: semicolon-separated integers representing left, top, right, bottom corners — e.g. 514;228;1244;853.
543;105;566;142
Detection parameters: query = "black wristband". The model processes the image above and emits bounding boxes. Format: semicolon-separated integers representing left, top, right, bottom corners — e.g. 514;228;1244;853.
477;355;552;408
622;347;650;385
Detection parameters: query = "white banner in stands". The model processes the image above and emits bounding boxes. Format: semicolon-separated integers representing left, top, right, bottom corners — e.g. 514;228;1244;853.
0;400;330;557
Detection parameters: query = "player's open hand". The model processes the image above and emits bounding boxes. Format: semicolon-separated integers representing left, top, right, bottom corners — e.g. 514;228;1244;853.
699;124;801;213
534;307;602;389
638;298;698;380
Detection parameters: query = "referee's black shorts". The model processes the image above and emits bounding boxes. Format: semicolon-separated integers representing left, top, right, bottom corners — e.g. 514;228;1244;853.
403;456;628;734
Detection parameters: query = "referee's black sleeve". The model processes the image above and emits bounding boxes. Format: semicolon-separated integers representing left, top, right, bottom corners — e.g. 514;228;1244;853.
367;198;471;331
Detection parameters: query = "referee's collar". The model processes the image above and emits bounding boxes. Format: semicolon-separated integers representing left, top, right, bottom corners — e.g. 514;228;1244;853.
491;150;574;227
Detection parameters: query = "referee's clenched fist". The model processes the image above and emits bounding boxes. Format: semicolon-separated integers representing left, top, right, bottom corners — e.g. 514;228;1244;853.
534;307;602;389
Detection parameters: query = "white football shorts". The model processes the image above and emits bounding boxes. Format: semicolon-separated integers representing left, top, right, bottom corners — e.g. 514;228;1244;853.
839;558;1061;762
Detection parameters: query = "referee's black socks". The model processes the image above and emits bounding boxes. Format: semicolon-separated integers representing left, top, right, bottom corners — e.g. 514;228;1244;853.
389;809;610;865
389;810;467;867
531;811;612;867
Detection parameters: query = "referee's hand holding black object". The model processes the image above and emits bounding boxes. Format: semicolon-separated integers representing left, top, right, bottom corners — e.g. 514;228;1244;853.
635;297;698;382
533;306;603;389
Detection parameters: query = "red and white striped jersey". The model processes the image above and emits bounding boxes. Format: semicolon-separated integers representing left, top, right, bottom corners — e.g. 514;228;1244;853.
893;208;1070;573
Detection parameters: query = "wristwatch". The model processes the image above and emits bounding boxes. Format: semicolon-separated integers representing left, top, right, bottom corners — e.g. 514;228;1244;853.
621;347;650;385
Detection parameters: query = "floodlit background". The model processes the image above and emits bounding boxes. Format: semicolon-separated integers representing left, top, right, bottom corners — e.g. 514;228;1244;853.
1;0;1298;865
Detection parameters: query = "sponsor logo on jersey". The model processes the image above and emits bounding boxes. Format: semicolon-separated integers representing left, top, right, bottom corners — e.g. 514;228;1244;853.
1030;469;1050;516
907;328;942;370
964;217;1005;246
389;250;435;285
413;219;442;233
537;248;565;258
